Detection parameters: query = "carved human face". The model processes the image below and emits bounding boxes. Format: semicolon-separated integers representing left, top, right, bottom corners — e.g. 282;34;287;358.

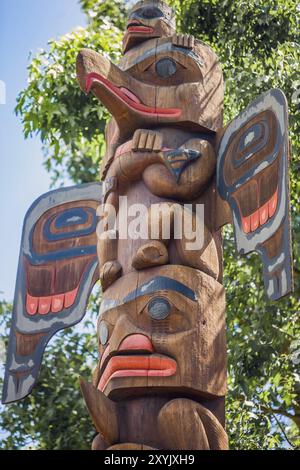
94;265;226;400
123;0;175;53
77;37;224;141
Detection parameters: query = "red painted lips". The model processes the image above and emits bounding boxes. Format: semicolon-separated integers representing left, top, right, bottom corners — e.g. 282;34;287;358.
98;334;177;392
126;20;154;34
127;26;154;34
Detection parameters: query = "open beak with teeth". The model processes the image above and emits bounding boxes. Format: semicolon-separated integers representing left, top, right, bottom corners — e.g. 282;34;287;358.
97;334;177;393
76;49;181;139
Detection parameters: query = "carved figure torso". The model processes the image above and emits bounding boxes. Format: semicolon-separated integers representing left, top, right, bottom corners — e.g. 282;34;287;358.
100;126;223;283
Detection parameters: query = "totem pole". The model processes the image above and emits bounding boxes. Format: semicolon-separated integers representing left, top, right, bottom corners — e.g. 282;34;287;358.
2;0;293;451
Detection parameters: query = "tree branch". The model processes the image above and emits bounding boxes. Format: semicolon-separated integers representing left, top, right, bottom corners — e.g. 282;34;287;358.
271;413;297;449
261;405;300;428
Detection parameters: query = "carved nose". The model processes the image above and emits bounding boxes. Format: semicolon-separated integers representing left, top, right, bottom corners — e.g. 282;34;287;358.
118;334;154;353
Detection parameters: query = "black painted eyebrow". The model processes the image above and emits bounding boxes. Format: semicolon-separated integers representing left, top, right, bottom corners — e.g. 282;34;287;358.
99;276;197;315
125;276;197;302
129;7;164;20
128;43;204;69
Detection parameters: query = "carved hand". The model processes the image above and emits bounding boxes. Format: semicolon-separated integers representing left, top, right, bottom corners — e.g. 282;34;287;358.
132;129;163;152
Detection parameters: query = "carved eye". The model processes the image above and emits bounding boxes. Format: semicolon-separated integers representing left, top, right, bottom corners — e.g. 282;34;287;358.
155;58;177;78
99;321;109;345
130;7;163;21
148;297;171;320
141;7;163;19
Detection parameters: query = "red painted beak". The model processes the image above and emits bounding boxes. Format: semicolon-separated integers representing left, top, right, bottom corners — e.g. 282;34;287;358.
85;72;181;118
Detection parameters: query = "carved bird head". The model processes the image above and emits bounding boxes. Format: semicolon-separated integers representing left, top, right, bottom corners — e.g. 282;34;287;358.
77;38;223;141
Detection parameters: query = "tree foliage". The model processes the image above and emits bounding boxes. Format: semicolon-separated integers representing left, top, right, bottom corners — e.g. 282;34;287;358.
15;0;125;184
0;293;100;450
1;0;299;450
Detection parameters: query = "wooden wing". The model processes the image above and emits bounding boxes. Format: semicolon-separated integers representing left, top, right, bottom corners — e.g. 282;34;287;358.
217;89;293;301
2;183;102;404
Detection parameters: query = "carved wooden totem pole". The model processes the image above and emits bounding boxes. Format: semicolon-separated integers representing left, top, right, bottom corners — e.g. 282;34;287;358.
3;0;293;451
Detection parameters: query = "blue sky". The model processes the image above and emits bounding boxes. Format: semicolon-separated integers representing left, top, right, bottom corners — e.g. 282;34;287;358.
0;1;87;301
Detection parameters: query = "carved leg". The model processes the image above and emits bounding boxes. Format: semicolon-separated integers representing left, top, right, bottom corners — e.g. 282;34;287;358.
132;202;219;279
131;202;173;270
175;224;220;280
97;230;122;291
132;240;169;270
158;399;228;450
